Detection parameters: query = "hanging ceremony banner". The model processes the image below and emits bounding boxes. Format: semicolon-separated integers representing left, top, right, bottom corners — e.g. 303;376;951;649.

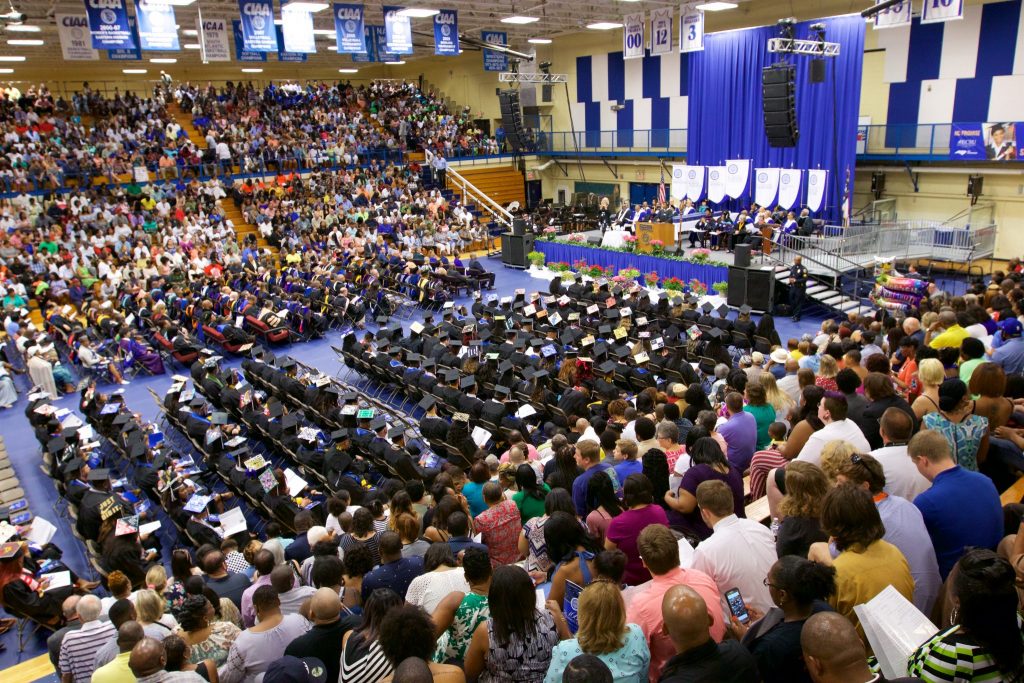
57;13;99;60
107;16;141;59
921;0;963;24
778;169;802;210
805;169;828;212
383;6;414;55
684;166;705;201
482;31;508;71
351;25;376;61
198;17;231;61
334;4;366;54
680;4;703;53
84;0;135;50
650;8;672;56
375;25;398;60
873;0;911;29
282;7;316;53
237;0;277;52
233;19;267;61
670;165;685;200
623;13;644;60
276;25;307;61
754;168;781;207
134;0;179;51
434;9;459;56
724;159;750;199
707;166;727;204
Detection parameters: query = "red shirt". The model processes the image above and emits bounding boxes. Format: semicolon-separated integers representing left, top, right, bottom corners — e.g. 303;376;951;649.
474;500;521;567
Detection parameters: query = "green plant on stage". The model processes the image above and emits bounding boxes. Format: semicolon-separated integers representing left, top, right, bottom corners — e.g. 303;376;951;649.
527;251;546;268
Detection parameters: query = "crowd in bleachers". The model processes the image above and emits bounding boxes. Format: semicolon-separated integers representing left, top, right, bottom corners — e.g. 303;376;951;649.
2;82;1024;683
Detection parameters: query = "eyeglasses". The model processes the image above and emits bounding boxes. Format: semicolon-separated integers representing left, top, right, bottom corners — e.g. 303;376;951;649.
763;577;778;589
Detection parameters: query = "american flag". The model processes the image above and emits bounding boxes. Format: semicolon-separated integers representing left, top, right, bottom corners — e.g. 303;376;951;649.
657;166;666;204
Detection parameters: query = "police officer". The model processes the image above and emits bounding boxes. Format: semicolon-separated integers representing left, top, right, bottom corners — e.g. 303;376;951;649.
788;255;808;322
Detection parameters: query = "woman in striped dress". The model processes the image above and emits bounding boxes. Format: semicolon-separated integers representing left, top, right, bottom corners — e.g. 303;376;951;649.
340;588;403;683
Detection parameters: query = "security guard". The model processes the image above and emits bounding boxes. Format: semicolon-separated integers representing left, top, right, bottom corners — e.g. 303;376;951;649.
788;255;809;322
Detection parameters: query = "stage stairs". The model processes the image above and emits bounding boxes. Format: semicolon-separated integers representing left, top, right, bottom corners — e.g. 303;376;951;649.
771;264;872;318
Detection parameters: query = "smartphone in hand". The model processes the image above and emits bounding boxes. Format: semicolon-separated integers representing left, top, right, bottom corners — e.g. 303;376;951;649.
725;587;750;625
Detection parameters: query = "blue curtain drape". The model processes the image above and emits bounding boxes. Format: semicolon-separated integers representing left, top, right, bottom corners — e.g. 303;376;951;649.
534;242;729;286
687;15;865;223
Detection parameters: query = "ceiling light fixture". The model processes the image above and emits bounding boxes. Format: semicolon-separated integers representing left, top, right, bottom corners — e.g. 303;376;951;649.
397;8;440;18
586;21;623;30
338;68;359;73
6;39;42;46
242;68;264;73
183;29;198;36
5;25;39;32
384;60;406;65
0;69;14;73
183;43;201;49
150;58;177;63
527;38;552;44
695;2;738;10
501;16;540;24
282;2;329;11
122;69;147;74
313;29;335;35
0;56;26;62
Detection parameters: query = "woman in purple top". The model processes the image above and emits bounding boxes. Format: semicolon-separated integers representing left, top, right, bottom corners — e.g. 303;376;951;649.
604;473;669;586
664;437;745;541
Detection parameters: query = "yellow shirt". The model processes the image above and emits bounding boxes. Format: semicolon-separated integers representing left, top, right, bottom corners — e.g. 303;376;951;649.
929;325;970;349
831;539;914;636
790;350;804;360
91;651;135;683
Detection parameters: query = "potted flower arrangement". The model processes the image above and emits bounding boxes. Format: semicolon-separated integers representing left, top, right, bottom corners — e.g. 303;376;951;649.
541;227;558;240
690;248;711;263
618;267;640;281
649;239;665;256
712;281;728;297
688;279;708;296
663;276;684;292
527;251;546;269
566;233;587;243
645;271;660;287
550;261;572;273
622;234;638;251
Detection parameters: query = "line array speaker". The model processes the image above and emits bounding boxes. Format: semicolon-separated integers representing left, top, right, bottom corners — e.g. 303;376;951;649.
762;64;798;147
498;89;526;152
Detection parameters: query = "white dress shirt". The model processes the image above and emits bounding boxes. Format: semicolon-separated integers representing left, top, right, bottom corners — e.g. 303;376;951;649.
796;419;871;466
872;443;931;501
690;514;777;614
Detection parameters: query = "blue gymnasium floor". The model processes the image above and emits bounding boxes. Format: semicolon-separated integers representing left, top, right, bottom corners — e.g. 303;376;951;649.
0;254;833;670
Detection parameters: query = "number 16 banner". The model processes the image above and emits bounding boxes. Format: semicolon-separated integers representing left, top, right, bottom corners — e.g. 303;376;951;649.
922;0;963;24
623;13;644;60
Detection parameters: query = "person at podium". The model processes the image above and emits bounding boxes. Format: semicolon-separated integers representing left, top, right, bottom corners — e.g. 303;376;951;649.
653;201;676;223
597;196;612;234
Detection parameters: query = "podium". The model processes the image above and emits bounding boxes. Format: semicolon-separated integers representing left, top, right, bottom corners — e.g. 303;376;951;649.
636;222;674;253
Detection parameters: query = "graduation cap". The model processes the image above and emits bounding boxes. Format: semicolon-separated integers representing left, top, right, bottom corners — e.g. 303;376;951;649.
188;397;206;410
449;340;463;350
567;312;580;322
112;413;131;427
598;360;617;374
598;325;612;336
452;412;470;423
46;436;67;454
210;412;229;425
183;493;213;514
61;457;85;476
418;396;437;411
278;357;297;370
739;304;752;315
460;376;476;389
375;315;389;325
532;370;549;380
388;426;406;440
281;414;300;430
115;515;140;537
604;308;620;320
478;330;492;342
716;304;730;317
494;385;512;397
422;358;437;370
88;468;110;483
701;302;714;313
613;346;631;360
0;542;21;560
342;391;359;402
706;327;724;340
130;442;146;459
370;417;387;432
268;402;285;418
635;352;651;364
528;339;544;349
330;428;350;442
324;385;341;397
443;369;460;383
498;360;514;374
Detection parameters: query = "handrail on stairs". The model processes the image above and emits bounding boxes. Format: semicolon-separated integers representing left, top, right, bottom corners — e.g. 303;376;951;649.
443;165;514;228
753;236;868;316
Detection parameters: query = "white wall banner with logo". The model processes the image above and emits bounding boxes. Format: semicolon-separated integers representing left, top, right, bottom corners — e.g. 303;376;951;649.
650;8;672;55
805;169;828;212
623;13;644;60
57;13;99;60
670;165;686;201
134;0;179;51
684;165;705;201
922;0;963;24
777;169;802;210
680;4;703;53
281;7;316;53
707;166;727;204
873;0;911;29
754;168;781;207
198;17;231;61
724;159;750;199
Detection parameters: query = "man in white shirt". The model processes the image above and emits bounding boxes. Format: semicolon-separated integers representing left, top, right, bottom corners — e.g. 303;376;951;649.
795;393;870;465
871;407;930;500
690;481;776;614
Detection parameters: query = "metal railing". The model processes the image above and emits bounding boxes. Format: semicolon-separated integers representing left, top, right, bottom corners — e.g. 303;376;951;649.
443;165;514;229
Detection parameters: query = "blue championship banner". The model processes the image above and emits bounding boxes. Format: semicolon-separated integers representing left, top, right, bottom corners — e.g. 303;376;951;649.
334;4;366;55
351;25;376;61
233;19;267;61
134;0;179;51
237;0;277;52
84;0;136;50
107;16;142;60
383;6;413;55
434;9;459;56
482;30;507;71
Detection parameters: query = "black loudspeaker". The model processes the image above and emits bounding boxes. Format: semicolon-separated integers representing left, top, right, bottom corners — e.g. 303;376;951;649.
501;233;534;268
499;89;526;152
968;175;984;197
871;172;886;193
810;58;826;83
734;243;752;268
512;218;527;236
746;269;776;311
727;267;748;308
762;64;798;147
